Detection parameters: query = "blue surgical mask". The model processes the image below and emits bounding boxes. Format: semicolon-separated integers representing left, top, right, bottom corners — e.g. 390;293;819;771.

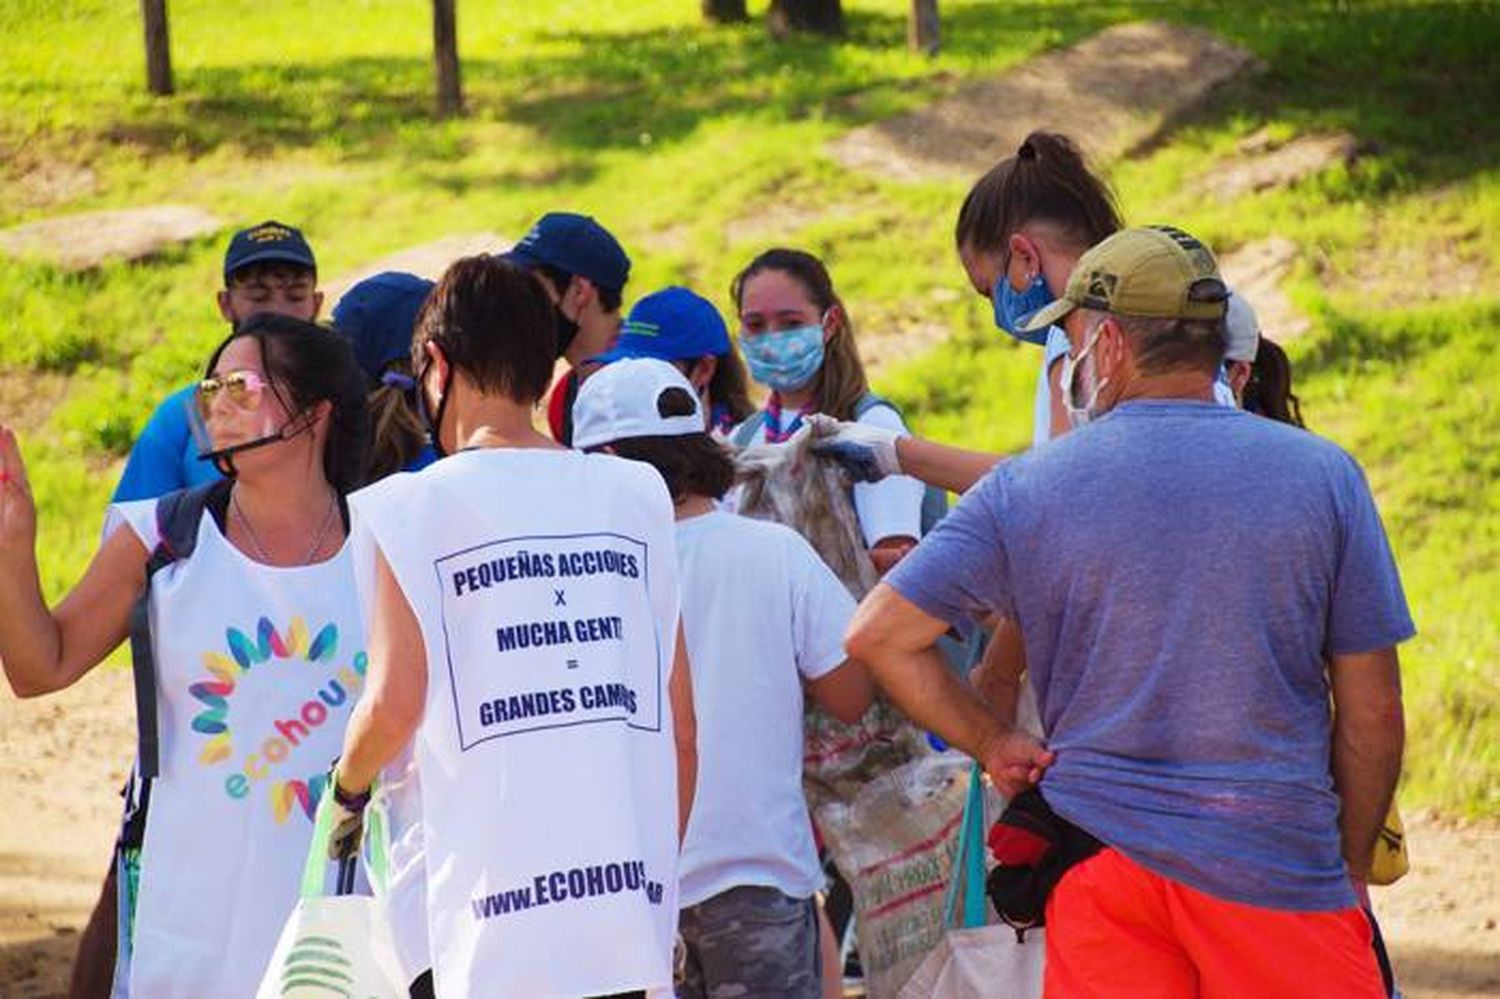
993;271;1053;346
741;322;826;392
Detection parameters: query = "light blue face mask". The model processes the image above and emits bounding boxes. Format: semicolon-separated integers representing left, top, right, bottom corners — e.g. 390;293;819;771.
741;322;826;392
992;271;1054;346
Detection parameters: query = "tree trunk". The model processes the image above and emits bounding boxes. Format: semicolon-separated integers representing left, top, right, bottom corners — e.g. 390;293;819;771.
908;0;939;55
433;0;464;118
767;0;844;37
141;0;173;96
702;0;748;24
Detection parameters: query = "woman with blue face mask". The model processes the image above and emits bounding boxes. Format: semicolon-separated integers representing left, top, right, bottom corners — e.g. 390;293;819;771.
730;248;925;576
808;133;1125;495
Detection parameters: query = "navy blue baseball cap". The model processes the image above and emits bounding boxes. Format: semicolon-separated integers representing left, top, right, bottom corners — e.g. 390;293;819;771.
332;271;435;383
592;286;730;366
223;220;317;282
503;212;631;292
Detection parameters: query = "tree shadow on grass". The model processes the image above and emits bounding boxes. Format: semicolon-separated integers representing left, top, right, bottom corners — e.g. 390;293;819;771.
33;3;1500;194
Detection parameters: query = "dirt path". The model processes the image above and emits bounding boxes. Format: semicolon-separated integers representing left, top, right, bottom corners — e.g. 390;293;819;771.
1;666;1495;997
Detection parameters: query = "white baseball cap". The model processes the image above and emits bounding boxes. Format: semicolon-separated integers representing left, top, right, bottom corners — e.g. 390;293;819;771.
571;357;704;450
1224;291;1260;363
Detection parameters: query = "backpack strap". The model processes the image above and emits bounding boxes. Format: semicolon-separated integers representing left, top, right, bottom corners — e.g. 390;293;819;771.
128;480;225;778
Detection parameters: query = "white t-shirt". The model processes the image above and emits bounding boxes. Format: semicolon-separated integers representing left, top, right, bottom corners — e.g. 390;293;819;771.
746;403;925;547
349;448;683;999
674;512;855;908
109;498;364;999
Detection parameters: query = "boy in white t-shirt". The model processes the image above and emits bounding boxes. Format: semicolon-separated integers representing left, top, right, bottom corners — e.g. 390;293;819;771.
574;358;873;999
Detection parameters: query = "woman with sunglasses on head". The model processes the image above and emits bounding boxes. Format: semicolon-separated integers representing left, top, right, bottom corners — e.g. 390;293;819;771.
0;313;370;998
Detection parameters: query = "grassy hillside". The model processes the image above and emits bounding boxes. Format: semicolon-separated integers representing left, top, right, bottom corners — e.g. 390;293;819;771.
2;0;1496;812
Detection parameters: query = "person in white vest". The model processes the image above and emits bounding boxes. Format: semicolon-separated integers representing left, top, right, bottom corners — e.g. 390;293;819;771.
571;357;873;999
330;255;698;999
0;313;372;998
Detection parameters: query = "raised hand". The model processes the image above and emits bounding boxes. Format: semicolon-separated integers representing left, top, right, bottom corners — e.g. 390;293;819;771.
806;413;902;483
0;426;38;561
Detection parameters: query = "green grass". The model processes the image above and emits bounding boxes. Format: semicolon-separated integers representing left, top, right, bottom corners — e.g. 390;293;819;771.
2;0;1496;813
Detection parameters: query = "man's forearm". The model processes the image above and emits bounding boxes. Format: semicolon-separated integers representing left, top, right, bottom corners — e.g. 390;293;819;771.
1331;712;1403;879
894;437;1003;495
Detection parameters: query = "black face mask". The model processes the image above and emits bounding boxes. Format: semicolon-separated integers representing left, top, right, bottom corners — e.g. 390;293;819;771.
554;305;581;359
416;355;453;458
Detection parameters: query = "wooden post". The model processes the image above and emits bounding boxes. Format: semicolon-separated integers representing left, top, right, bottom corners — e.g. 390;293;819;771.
433;0;464;118
703;0;748;23
908;0;940;55
141;0;173;96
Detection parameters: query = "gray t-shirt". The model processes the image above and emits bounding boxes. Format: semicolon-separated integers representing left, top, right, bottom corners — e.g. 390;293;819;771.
887;399;1414;911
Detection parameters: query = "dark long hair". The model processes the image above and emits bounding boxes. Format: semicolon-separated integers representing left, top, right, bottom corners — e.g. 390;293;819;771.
955;131;1122;255
730;248;869;420
1242;338;1305;428
203;313;371;495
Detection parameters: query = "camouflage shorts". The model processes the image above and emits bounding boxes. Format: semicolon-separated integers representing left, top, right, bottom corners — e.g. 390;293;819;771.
677;886;821;999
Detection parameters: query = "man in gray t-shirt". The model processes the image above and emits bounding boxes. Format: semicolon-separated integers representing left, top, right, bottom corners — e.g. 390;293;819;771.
847;226;1409;999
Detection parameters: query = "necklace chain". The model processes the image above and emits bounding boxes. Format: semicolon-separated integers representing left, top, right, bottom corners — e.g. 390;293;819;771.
230;490;338;566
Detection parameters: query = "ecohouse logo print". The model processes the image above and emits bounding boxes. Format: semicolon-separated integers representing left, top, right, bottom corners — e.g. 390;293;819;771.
188;615;366;822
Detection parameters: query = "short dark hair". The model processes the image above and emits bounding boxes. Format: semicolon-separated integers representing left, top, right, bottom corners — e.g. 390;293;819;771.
535;262;624;314
601;386;736;501
955;131;1122;255
414;255;557;404
203;313;370;495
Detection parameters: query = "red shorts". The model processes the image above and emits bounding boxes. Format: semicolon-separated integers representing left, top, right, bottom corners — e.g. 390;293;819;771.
1044;848;1385;999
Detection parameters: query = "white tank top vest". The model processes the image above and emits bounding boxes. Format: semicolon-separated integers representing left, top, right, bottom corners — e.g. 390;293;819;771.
110;498;364;999
348;448;682;998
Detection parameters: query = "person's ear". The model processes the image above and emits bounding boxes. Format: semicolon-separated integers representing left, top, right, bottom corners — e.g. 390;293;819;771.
216;289;235;325
422;340;450;389
1007;232;1042;284
571;277;598;315
310;290;325;321
687;355;718;392
822;304;844;343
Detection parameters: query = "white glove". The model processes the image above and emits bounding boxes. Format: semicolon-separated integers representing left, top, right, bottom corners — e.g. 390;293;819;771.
806;414;902;483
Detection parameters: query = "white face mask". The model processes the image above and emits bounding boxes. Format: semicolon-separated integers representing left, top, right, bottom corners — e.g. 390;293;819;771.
1059;320;1110;428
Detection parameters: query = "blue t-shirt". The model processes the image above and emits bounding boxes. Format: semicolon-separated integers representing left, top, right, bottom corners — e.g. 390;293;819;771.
113;384;221;502
887;399;1414;911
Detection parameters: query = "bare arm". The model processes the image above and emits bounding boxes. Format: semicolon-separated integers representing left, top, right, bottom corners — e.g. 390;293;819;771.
846;582;1053;796
1329;647;1404;879
893;436;1004;495
807;658;874;724
336;550;427;795
970;617;1027;727
668;623;697;844
0;427;144;697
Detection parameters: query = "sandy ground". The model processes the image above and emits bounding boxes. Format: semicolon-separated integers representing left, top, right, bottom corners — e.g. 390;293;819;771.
1;666;1495;997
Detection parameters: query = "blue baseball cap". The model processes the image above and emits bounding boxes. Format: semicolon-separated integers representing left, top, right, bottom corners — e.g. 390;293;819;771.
592;286;730;366
223;220;317;282
332;271;435;383
503;212;631;292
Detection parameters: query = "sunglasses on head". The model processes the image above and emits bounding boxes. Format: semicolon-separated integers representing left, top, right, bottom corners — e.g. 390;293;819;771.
196;369;272;418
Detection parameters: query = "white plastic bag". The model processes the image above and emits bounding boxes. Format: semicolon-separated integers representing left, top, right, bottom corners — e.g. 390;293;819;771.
256;791;408;999
896;763;1045;999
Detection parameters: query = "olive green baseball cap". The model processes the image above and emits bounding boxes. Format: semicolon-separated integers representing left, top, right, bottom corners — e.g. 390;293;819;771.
1019;225;1229;334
